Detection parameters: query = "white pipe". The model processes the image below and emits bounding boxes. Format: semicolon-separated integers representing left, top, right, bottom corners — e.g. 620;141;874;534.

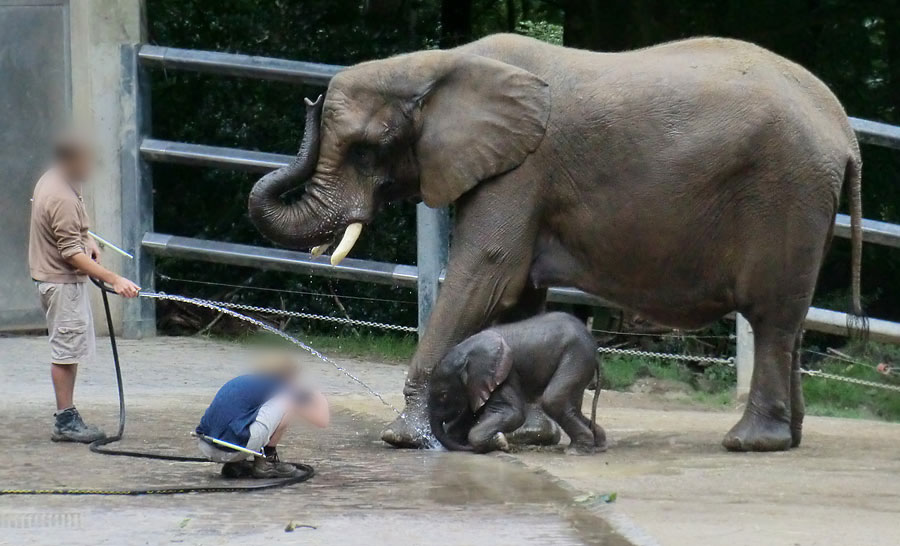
192;432;264;458
88;231;134;260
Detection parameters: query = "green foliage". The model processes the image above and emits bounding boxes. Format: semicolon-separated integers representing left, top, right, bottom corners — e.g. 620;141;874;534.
147;1;900;343
515;20;562;45
802;342;900;421
599;342;900;422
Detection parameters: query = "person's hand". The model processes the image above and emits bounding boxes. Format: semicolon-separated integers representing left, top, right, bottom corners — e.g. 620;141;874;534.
112;276;140;298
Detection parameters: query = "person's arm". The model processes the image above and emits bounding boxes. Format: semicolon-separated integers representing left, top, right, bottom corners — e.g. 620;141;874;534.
87;237;101;264
49;196;140;298
65;254;140;297
293;388;330;428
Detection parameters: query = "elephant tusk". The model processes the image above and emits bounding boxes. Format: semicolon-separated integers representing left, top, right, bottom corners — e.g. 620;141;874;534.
310;244;330;257
330;223;363;266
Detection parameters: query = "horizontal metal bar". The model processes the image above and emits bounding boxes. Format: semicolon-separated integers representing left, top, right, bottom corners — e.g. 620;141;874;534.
850;117;900;150
140;141;900;249
143;233;900;342
142;232;610;306
141;139;289;173
138;45;342;85
804;307;900;344
143;233;418;286
834;214;900;249
137;45;900;149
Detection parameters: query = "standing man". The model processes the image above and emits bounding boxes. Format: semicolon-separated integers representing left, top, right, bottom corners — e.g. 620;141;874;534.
28;134;141;443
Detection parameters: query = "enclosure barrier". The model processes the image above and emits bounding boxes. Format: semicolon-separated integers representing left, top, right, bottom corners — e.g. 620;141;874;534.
126;44;900;396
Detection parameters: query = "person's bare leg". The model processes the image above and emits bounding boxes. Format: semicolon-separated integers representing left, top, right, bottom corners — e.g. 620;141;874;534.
267;415;291;447
51;363;76;410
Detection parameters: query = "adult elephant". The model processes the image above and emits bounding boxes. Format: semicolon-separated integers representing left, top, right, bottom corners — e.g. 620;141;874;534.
248;34;863;452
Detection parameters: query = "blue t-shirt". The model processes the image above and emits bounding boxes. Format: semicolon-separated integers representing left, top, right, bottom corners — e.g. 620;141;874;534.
196;374;285;447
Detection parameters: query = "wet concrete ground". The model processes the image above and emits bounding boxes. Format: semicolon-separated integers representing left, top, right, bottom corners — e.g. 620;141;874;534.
0;336;632;545
2;335;900;545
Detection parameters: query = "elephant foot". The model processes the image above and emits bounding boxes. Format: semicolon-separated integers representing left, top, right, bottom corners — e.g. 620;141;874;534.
507;405;561;446
591;423;608;451
565;442;603;456
722;408;792;452
381;402;435;449
492;432;510;453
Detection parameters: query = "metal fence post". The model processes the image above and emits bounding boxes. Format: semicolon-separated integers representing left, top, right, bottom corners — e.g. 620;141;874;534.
120;44;156;338
735;313;754;399
416;204;450;338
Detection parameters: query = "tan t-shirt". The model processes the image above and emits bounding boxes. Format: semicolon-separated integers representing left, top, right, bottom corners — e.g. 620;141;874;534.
28;167;91;283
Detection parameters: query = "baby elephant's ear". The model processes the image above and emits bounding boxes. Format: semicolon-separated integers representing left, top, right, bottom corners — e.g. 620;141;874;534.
465;332;513;412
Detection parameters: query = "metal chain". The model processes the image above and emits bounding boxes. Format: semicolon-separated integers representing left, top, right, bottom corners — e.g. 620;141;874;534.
157;289;416;332
202;300;418;333
596;346;735;365
140;291;401;413
800;368;900;392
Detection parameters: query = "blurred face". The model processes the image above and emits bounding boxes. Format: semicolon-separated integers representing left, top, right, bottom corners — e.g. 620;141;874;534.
54;133;95;183
59;148;94;183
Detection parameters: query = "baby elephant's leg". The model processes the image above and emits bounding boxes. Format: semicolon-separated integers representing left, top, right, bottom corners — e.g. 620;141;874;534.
541;355;601;455
468;388;526;453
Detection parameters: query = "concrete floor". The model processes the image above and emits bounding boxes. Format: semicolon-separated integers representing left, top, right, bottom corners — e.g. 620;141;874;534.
1;335;899;545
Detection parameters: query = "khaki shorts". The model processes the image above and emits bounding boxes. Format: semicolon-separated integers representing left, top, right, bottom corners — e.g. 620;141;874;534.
198;395;289;463
37;282;96;365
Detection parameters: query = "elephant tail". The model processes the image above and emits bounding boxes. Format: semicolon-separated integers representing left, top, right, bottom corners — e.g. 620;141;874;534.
845;154;868;337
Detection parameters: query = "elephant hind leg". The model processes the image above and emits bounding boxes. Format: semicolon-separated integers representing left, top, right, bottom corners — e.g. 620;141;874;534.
506;404;562;446
541;358;600;454
723;316;801;452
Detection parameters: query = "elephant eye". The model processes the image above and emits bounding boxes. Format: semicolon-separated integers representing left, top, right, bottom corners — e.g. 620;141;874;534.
350;144;376;169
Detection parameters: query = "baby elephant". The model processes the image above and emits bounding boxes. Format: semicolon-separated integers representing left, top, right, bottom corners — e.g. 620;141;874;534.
427;312;606;454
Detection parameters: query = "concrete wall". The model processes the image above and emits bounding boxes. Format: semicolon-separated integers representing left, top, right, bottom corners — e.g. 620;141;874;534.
0;0;71;330
70;1;146;335
0;0;146;334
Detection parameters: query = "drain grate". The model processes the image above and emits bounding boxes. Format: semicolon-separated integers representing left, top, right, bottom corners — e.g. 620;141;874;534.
0;513;82;529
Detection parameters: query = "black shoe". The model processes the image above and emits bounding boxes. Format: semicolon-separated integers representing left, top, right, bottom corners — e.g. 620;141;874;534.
51;407;106;443
221;460;253;479
251;451;299;479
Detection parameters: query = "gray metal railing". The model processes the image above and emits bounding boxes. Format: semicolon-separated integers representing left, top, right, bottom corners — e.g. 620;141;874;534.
127;43;900;395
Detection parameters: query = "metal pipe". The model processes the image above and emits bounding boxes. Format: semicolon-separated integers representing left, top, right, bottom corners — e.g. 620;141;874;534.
136;46;900;148
850;117;900;150
88;231;134;260
142;233;900;343
834;214;900;249
140;139;289;173
141;233;611;306
143;233;419;287
416;204;450;338
138;139;900;249
138;45;342;85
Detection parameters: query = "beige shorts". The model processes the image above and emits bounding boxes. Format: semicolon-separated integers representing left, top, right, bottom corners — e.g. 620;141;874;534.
197;395;289;463
37;282;96;365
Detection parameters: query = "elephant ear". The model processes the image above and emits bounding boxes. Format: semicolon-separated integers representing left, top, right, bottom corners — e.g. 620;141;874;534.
416;52;550;207
464;331;514;412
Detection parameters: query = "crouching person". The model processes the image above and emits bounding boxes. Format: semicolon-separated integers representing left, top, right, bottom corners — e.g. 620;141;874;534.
196;354;329;479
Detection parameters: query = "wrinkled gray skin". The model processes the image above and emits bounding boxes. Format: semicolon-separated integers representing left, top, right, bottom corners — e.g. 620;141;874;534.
428;313;606;454
249;34;863;452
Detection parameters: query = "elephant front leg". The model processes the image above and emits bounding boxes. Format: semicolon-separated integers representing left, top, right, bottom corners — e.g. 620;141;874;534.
468;391;527;453
381;249;534;448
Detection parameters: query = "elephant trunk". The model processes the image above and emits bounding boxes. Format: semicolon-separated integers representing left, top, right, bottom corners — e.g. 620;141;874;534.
430;411;472;452
249;95;338;249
